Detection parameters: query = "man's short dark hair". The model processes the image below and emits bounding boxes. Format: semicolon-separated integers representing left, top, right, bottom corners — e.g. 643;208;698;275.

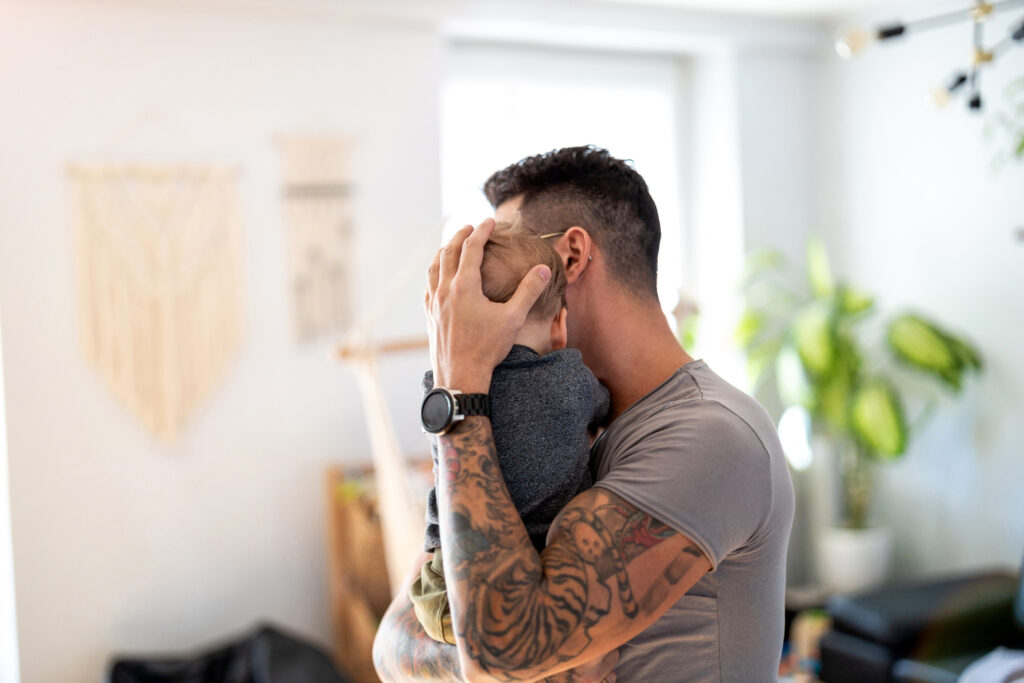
483;145;661;299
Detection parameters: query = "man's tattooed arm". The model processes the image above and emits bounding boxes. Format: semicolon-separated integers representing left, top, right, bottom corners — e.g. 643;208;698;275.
436;419;711;683
373;576;464;683
372;555;617;682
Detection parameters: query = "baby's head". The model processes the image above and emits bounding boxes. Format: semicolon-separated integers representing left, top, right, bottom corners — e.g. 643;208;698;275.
481;221;568;355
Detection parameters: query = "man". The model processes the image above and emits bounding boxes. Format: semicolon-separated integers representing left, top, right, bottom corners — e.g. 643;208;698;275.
373;146;794;682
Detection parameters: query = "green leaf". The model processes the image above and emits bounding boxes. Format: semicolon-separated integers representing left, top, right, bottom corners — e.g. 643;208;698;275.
947;334;983;371
818;373;852;433
776;345;813;407
793;305;834;377
734;309;764;349
745;337;781;388
1016;134;1024;157
816;332;860;432
850;380;907;458
838;286;874;316
679;312;699;351
888;314;982;390
939;366;963;391
740;249;787;285
807;239;834;299
888;314;960;378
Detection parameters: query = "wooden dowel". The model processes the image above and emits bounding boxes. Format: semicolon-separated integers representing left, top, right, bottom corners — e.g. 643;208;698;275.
336;336;429;360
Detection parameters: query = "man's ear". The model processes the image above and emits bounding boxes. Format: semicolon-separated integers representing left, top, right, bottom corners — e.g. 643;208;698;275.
552;227;593;285
550;308;568;351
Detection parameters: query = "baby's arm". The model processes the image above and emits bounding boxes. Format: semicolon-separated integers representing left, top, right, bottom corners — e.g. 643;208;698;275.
374;551;464;682
408;549;457;644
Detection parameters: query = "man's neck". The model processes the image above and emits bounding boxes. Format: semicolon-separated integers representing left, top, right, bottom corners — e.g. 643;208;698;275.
577;287;693;420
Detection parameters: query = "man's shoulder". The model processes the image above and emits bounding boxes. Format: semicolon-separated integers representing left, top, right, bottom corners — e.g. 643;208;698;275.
683;362;783;459
614;362;764;431
595;362;780;472
671;362;778;451
616;395;771;464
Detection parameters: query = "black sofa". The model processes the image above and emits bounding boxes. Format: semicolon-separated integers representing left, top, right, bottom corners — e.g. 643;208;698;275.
819;561;1024;683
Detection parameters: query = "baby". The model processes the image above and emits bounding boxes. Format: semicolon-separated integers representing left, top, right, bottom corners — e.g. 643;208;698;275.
410;222;610;645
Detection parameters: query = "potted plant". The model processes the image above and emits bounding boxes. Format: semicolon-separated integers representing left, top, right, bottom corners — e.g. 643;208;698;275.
985;76;1024;170
736;239;982;592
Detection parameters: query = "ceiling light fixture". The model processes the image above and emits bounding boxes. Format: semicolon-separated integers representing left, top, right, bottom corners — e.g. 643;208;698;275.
836;1;1024;112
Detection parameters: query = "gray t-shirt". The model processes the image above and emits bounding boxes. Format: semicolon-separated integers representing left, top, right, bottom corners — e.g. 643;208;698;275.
591;360;794;682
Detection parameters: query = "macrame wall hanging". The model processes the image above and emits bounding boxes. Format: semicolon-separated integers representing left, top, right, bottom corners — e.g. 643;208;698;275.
69;163;244;440
275;133;355;342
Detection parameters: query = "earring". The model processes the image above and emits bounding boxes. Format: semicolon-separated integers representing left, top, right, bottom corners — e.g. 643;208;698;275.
587;255;593;262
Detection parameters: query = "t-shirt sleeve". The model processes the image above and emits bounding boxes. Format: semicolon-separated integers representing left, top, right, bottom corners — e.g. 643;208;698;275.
591;402;771;571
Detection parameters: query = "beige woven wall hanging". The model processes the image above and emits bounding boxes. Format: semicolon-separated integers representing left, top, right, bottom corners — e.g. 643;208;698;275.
276;133;355;342
69;163;243;440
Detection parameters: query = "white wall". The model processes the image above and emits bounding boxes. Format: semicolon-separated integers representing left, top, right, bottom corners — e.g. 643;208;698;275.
736;51;818;262
0;2;440;681
816;4;1024;576
685;47;821;389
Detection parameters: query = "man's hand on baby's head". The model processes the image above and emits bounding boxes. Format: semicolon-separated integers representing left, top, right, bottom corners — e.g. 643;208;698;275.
425;218;551;393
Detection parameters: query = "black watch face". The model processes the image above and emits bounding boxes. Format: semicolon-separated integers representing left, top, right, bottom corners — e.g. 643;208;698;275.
421;389;455;434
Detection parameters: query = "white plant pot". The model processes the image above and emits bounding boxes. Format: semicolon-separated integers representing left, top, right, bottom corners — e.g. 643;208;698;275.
817;525;892;595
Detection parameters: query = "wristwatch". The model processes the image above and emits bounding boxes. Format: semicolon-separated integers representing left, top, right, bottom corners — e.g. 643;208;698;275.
420;387;491;435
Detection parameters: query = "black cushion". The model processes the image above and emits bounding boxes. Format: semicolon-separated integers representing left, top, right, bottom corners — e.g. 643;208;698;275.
820;629;896;683
108;623;349;683
827;571;1020;657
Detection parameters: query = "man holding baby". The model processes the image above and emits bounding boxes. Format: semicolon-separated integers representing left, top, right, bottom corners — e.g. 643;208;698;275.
373;146;794;683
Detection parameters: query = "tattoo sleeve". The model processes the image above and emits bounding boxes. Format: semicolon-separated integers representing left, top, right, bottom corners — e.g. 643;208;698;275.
373;594;464;682
436;418;709;681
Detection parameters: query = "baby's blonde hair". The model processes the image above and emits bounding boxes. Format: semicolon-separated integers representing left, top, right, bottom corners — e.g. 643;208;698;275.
481;221;567;321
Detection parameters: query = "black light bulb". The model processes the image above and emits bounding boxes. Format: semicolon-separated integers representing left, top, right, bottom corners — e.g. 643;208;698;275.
877;24;907;40
1012;18;1024;42
947;73;969;92
929;72;969;108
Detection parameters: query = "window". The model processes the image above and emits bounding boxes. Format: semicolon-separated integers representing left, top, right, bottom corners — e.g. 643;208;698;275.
440;42;686;313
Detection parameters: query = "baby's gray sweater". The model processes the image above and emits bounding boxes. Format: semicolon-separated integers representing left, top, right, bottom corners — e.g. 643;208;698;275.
423;344;610;552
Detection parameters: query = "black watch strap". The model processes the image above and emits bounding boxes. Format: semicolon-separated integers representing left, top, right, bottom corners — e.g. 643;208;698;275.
456;393;491;418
